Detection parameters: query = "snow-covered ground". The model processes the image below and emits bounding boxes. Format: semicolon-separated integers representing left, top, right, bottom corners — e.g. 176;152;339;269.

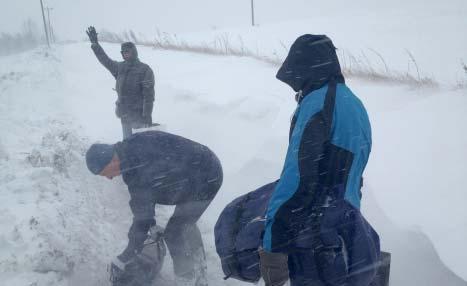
1;41;466;286
1;7;467;284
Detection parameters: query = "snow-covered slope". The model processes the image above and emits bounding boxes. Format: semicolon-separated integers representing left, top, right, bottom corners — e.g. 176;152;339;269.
30;0;466;87
176;4;467;88
0;40;466;286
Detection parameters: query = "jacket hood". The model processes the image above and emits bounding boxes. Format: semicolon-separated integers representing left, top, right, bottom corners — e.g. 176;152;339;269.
121;42;139;61
276;34;344;95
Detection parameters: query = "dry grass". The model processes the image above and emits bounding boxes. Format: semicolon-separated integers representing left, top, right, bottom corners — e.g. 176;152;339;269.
339;49;438;88
453;61;467;90
99;30;440;88
99;29;283;66
0;19;40;57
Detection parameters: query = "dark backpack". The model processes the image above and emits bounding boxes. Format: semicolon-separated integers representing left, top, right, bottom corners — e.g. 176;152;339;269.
214;182;389;286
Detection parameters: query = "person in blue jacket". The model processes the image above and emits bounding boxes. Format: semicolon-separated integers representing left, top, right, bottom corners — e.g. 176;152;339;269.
260;34;372;285
85;131;223;286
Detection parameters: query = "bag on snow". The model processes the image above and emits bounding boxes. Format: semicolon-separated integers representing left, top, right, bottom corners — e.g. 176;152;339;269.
214;181;388;286
111;226;167;286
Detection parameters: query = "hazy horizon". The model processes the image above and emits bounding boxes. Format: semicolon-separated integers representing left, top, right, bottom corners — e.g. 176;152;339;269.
3;0;466;41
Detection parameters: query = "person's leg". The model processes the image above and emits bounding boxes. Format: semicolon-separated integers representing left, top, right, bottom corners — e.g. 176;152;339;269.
164;200;211;286
121;120;133;139
131;117;148;130
288;251;325;286
164;152;223;285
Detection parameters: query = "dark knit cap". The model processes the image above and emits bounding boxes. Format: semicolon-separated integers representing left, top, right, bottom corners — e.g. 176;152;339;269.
85;143;115;175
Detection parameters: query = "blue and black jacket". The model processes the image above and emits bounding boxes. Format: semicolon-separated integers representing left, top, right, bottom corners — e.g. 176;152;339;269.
263;35;372;252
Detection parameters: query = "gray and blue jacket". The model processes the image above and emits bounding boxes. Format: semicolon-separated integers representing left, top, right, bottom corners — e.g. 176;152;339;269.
263;35;372;252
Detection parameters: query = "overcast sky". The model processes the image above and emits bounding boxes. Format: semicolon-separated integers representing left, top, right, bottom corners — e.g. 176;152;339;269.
0;0;318;39
2;0;465;41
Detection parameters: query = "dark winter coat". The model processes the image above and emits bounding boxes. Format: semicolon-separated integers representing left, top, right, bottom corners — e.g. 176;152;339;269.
91;43;155;123
114;131;223;258
263;35;372;253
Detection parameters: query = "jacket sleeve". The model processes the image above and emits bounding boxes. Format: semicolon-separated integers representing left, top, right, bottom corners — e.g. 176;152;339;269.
118;190;156;262
141;66;155;117
91;43;119;78
263;97;329;252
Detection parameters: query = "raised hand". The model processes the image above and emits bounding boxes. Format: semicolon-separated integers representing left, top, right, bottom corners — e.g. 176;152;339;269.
86;26;98;44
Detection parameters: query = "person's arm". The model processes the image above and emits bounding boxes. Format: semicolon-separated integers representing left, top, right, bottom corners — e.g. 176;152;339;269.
118;191;156;262
263;95;329;253
86;26;119;78
259;98;329;285
91;44;119;79
141;67;155;124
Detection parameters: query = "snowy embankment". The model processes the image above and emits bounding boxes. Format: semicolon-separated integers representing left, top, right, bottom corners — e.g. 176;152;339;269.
0;40;466;286
0;49;133;285
170;0;467;89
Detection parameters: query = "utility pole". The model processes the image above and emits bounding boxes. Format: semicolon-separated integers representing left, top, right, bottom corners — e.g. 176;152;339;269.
39;0;50;47
251;0;256;26
46;7;54;43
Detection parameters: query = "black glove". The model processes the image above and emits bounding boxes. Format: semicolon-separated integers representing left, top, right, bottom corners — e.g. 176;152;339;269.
86;26;98;44
118;243;138;264
109;254;160;286
110;243;138;284
110;227;166;285
109;257;132;284
259;249;289;286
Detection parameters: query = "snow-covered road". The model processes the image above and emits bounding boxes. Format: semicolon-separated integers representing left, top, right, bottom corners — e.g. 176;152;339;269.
0;43;466;285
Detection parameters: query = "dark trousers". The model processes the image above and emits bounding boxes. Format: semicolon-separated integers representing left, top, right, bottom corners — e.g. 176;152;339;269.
121;121;133;139
288;251;326;286
163;200;211;285
121;120;148;139
163;154;222;285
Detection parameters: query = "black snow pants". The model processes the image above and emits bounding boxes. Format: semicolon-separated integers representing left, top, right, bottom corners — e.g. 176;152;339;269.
162;153;222;285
